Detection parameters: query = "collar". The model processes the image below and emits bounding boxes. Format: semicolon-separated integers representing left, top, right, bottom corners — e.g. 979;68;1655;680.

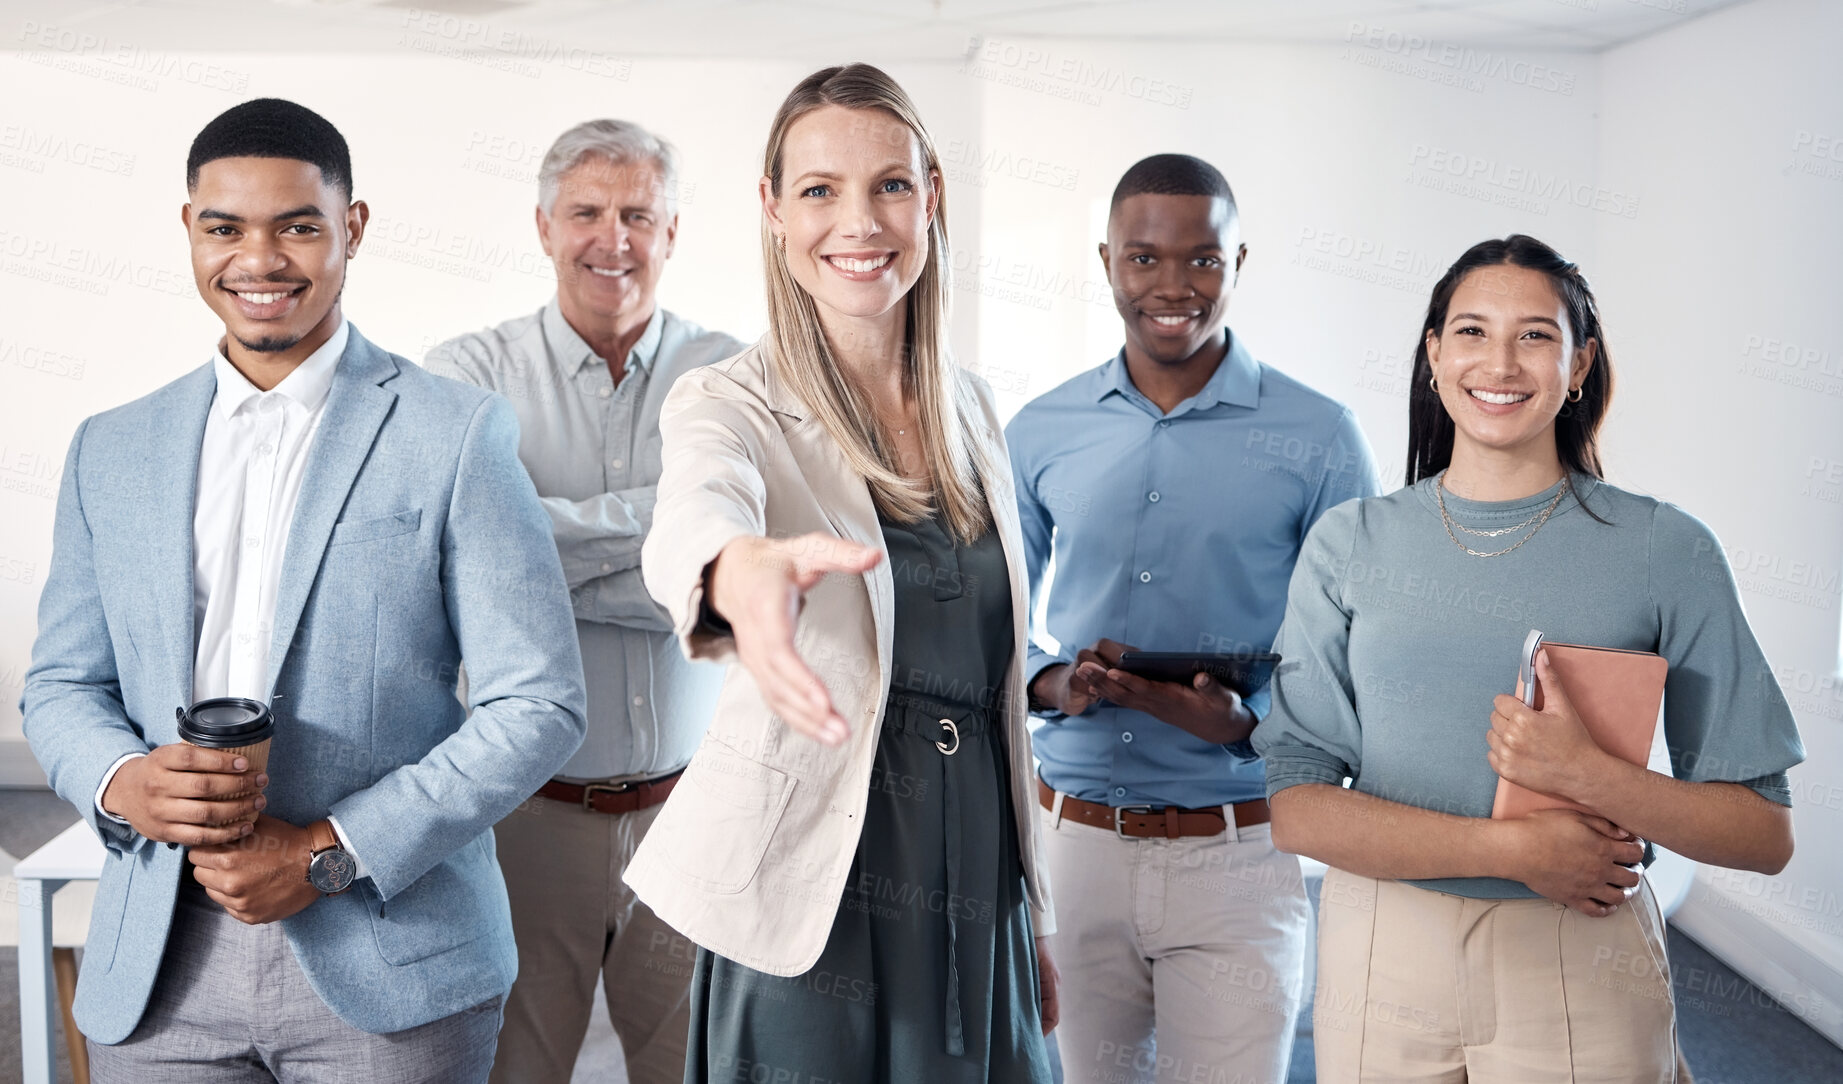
210;318;349;423
1096;327;1261;414
544;297;665;376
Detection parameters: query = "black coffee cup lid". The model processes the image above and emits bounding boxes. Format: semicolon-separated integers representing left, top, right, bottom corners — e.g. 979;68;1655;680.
176;697;275;747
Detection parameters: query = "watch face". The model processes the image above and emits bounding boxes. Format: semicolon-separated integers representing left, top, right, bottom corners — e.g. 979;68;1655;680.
310;849;356;893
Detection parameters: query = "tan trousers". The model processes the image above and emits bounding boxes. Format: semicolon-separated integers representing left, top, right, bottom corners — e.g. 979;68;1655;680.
489;797;694;1084
1313;867;1679;1083
1041;801;1310;1084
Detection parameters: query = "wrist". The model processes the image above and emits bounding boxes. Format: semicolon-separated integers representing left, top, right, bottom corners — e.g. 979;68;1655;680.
1477;817;1525;882
1028;665;1066;713
1568;751;1636;817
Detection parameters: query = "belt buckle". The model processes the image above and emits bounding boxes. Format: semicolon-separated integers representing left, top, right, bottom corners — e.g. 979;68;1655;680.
581;780;634;810
1113;805;1155;839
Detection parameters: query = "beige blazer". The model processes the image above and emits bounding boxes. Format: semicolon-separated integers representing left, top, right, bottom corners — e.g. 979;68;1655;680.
625;344;1054;976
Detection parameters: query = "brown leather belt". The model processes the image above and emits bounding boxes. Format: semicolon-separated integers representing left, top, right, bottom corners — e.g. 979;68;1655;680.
538;770;682;815
1038;778;1269;839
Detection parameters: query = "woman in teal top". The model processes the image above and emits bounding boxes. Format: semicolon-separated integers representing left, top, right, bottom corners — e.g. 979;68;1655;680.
1253;235;1804;1082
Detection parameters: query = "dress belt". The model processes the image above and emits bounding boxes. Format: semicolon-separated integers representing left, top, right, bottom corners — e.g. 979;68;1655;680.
536;769;683;814
1038;778;1270;839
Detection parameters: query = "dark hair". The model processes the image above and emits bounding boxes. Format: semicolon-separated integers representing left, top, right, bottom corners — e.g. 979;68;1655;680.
186;98;352;198
1406;234;1613;487
1110;153;1237;218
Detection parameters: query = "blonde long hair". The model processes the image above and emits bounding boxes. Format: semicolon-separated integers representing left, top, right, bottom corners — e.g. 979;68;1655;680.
761;63;991;544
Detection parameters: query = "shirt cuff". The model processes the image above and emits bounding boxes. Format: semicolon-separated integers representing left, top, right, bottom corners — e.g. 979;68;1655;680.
1023;651;1071;717
95;752;144;824
325;815;371;881
1259;746;1352;799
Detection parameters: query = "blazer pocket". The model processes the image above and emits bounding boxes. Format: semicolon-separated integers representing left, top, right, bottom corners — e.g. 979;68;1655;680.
330;508;421;546
659;741;795;895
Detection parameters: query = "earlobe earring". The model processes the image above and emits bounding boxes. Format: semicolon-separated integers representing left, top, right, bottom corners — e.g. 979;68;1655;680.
1568;385;1584;402
777;234;786;254
1429;374;1439;393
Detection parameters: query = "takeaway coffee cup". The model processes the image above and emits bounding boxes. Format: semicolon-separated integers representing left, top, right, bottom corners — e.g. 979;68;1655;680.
175;697;274;823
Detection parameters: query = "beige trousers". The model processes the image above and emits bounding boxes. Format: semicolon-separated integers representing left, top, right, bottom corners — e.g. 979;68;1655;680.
488;797;694;1084
1313;867;1679;1083
1041;801;1310;1084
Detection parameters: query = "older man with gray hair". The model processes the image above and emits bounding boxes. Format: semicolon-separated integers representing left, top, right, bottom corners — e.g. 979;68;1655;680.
426;119;743;1084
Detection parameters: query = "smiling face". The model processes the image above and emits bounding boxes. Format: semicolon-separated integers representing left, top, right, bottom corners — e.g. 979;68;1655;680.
539;155;676;333
1426;264;1597;464
185;156;364;364
762;104;937;332
1102;193;1245;367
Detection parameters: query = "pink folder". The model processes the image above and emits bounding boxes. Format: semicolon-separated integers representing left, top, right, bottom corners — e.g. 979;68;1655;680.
1491;638;1669;820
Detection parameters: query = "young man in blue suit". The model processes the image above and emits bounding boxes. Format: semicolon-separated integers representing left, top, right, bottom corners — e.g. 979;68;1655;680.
21;98;587;1082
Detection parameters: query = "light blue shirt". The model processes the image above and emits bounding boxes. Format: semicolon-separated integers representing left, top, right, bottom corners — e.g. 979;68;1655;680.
1007;331;1381;807
427;300;745;780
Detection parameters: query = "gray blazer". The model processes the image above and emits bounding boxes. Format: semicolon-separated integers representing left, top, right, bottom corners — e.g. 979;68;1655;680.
22;326;587;1041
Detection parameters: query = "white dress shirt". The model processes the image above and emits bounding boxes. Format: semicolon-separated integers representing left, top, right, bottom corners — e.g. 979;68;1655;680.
97;322;367;873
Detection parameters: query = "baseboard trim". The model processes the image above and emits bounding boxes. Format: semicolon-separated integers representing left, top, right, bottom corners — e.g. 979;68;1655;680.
0;738;48;788
1672;873;1843;1049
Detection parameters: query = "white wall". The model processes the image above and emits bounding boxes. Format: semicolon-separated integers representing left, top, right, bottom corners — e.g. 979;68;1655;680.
1595;0;1843;1045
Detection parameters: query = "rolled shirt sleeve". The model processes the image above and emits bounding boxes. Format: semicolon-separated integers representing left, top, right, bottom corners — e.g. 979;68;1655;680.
1253;501;1365;796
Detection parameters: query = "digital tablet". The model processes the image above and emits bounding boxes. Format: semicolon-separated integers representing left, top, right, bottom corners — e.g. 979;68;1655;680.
1114;651;1282;698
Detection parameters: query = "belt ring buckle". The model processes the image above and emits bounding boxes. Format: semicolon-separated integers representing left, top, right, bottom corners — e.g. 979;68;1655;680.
1113;805;1155;839
935;718;960;756
581;780;634;810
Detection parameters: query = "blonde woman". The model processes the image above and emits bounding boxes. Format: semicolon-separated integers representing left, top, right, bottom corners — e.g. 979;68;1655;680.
623;64;1057;1082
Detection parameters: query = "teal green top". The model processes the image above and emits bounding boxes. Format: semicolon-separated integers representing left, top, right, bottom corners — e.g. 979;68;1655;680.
1252;473;1806;899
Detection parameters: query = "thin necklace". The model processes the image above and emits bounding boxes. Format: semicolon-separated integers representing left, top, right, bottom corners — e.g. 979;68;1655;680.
1436;473;1571;558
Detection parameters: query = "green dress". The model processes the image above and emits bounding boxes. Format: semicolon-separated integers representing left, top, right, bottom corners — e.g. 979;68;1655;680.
684;509;1051;1083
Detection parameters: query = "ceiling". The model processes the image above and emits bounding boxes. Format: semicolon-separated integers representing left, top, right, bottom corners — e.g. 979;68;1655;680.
6;0;1749;58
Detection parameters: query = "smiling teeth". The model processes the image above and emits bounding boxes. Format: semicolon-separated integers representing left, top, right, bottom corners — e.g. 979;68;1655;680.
830;255;891;272
236;291;289;304
588;266;629;277
1150;315;1194;326
1470;389;1530;405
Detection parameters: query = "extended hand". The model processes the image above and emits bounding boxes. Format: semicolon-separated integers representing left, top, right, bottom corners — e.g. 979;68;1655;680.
101;744;266;846
1488;649;1617;804
709;533;883;746
187;814;322;925
1074;639;1255;744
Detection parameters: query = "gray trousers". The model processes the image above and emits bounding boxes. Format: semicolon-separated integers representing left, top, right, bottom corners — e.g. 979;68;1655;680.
488;796;692;1084
88;879;503;1084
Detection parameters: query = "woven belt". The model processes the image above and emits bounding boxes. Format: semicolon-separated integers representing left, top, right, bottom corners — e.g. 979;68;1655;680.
537;770;682;815
1038;778;1270;839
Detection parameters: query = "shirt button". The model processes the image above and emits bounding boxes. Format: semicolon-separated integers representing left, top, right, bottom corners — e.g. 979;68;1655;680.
1122;732;1134;743
600;562;613;574
244;535;262;549
610;458;624;470
1158;420;1171;429
1138;571;1152;583
598;387;613;399
1114;787;1127;798
257;443;274;456
632;695;645;707
1148;491;1160;503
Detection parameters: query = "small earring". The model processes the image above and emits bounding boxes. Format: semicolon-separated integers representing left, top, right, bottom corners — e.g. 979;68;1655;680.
1568;385;1583;403
777;234;786;254
1428;374;1439;393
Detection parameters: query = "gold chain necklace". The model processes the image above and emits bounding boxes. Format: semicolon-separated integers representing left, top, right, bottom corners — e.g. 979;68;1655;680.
1436;474;1571;558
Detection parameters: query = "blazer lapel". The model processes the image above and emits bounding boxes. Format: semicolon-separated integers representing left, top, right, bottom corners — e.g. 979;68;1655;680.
150;364;219;711
265;327;398;693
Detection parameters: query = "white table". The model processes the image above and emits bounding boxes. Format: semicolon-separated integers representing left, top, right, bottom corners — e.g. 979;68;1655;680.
13;820;105;1084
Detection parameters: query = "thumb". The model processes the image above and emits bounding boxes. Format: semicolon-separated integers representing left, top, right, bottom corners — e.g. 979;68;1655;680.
1533;650;1574;717
791;534;883;577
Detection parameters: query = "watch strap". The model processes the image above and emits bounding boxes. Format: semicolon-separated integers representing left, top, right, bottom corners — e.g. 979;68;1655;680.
307;818;340;856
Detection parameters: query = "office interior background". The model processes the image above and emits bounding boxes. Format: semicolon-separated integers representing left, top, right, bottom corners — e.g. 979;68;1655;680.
0;0;1839;1080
